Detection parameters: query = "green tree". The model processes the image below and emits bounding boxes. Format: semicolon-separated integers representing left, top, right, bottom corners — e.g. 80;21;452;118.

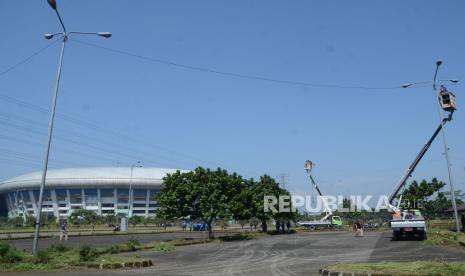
250;175;291;232
8;217;24;228
401;178;458;219
25;216;36;227
104;214;118;225
69;209;98;232
157;167;245;238
128;215;142;227
230;179;255;225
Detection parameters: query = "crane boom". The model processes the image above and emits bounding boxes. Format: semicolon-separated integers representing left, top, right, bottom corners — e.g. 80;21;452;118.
388;112;453;208
308;174;333;220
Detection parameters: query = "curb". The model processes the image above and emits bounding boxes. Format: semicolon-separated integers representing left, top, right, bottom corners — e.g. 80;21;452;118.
319;268;393;276
86;259;153;270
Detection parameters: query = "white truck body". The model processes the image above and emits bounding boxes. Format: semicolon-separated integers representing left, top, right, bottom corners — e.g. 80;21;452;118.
299;220;332;227
390;220;426;229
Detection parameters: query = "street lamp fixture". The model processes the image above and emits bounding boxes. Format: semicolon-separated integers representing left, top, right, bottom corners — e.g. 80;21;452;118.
47;0;57;10
402;79;459;89
129;161;143;217
116;161;143;218
32;0;111;255
98;32;112;38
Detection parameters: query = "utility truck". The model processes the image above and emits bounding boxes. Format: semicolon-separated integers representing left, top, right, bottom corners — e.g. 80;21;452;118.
298;160;343;229
388;85;456;241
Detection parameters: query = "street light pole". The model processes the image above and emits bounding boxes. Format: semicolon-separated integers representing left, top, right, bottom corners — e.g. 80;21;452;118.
32;0;111;255
402;61;460;233
32;32;66;256
433;61;460;233
129;161;142;217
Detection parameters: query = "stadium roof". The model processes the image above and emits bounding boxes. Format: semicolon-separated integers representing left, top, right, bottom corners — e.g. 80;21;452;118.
0;167;186;193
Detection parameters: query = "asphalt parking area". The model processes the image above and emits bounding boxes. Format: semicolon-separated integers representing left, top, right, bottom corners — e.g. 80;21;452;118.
3;231;465;276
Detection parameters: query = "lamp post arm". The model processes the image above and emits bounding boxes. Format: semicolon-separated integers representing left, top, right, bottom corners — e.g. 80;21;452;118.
54;10;66;33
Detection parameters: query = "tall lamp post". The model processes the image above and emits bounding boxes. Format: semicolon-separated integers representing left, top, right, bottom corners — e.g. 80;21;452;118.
32;0;111;255
117;161;143;217
129;161;143;217
402;60;460;233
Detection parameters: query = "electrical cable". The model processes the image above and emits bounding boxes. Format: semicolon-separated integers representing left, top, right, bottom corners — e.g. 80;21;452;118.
0;38;60;78
0;93;260;176
70;38;403;91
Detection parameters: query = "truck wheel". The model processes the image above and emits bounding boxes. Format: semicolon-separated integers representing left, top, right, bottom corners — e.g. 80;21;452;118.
419;231;427;241
392;232;398;241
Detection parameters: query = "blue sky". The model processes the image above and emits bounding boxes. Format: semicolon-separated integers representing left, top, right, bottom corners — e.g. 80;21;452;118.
0;0;464;200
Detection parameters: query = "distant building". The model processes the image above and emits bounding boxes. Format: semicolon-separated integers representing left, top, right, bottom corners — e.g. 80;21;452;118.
0;167;185;219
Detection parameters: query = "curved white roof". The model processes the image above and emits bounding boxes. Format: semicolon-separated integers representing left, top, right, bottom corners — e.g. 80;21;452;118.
0;167;187;193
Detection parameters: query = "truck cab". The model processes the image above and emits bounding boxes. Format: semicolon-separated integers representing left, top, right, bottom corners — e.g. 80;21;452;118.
331;216;342;227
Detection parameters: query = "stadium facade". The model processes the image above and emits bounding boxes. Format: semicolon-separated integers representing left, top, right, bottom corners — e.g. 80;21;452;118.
0;167;183;219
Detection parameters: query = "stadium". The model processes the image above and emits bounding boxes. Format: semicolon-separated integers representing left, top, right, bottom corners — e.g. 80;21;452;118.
0;167;183;219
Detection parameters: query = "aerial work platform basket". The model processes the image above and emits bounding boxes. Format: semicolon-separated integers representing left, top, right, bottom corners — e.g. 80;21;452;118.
439;86;456;112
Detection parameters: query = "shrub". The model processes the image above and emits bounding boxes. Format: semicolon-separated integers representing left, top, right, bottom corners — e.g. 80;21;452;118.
128;238;141;246
35;250;53;264
154;242;175;252
0;242;11;257
108;244;121;254
78;245;98;262
49;243;70;253
126;242;137;252
0;242;23;263
126;238;141;251
4;250;23;263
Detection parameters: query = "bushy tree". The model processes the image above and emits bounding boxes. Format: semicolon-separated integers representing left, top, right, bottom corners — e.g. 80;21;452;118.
157;167;245;238
129;215;142;227
69;209;98;231
250;175;293;232
7;217;24;228
230;179;255;225
104;214;118;225
157;168;296;237
401;178;461;219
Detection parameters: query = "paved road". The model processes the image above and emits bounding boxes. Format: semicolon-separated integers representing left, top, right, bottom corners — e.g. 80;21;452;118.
3;231;465;276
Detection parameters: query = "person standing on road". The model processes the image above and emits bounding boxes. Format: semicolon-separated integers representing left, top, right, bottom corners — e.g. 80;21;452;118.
59;221;68;241
181;221;187;231
354;220;364;237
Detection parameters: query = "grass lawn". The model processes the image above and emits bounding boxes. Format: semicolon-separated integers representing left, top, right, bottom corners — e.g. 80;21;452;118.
0;241;146;272
425;228;465;249
324;261;465;276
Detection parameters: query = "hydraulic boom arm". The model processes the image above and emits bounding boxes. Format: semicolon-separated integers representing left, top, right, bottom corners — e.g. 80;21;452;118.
308;174;333;221
388;112;453;211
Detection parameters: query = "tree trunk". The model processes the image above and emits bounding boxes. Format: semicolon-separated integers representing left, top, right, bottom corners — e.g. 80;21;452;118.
207;222;214;239
261;220;267;232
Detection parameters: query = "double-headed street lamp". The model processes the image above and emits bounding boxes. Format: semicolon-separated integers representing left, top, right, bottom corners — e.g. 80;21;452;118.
117;161;143;217
402;60;460;233
32;0;111;255
129;161;143;217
